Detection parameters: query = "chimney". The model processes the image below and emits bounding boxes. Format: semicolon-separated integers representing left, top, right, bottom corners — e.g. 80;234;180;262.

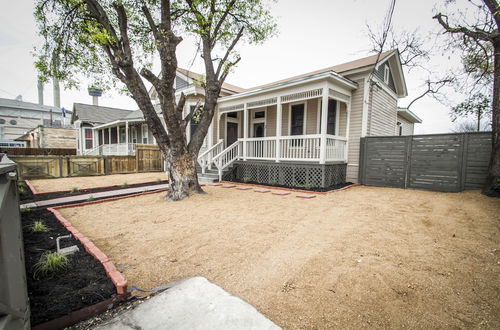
53;76;60;108
37;80;44;105
88;87;102;106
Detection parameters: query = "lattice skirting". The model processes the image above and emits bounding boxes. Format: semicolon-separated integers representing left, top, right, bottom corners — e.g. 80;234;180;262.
223;161;347;188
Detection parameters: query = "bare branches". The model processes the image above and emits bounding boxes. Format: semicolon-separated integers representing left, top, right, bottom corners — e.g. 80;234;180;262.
215;26;244;81
433;13;495;42
407;77;455;109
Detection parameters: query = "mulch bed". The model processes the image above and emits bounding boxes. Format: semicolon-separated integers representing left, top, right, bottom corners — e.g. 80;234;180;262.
22;208;116;326
227;179;353;193
19;180;168;202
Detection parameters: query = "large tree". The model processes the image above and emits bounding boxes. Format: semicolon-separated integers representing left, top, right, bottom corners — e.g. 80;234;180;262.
433;0;499;196
34;0;275;201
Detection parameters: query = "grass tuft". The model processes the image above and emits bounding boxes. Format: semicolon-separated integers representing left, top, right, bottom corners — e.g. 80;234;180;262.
34;252;69;278
69;187;79;194
121;182;129;187
30;221;49;233
270;180;278;186
21;207;31;213
87;195;95;201
242;177;251;183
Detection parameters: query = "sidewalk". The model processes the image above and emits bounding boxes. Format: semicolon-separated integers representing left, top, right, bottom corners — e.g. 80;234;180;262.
20;184;169;209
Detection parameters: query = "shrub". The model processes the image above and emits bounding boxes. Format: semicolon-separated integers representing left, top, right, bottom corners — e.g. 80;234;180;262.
21;207;31;213
34;252;69;278
122;182;129;187
87;195;95;201
303;184;313;190
18;185;26;195
69;187;79;194
30;221;49;233
270;180;278;186
242;177;251;183
156;178;162;183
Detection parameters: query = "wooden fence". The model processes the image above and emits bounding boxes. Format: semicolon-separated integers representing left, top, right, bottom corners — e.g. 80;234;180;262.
359;132;491;192
10;145;164;179
0;147;76;156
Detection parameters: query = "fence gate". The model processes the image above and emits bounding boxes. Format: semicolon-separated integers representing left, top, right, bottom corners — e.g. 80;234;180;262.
359;132;491;192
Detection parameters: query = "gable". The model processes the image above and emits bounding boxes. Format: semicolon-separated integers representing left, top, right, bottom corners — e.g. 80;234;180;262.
374;63;396;93
374;51;407;97
176;75;189;90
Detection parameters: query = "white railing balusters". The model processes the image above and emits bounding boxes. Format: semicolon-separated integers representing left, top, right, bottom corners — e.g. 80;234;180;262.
213;140;241;181
197;139;224;174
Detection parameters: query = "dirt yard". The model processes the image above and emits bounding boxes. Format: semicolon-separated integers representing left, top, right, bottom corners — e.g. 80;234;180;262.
59;185;500;329
28;172;167;193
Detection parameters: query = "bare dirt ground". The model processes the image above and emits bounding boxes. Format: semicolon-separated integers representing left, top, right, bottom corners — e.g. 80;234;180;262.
59;185;500;329
28;172;167;193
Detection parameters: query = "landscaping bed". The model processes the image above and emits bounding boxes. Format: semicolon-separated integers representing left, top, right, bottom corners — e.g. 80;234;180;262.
227;178;353;192
20;179;168;202
22;208;117;326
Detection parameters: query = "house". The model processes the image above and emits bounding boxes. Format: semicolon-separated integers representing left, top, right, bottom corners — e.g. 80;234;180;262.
396;107;422;135
0;97;71;147
15;125;76;148
76;49;421;186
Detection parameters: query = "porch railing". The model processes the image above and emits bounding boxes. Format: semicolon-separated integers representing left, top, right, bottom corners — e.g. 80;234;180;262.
242;134;347;162
197;139;224;174
84;143;136;156
213;140;241;181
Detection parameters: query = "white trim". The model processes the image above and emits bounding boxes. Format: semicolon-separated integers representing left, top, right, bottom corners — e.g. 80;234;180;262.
224;112;240;144
384;65;390;84
371;75;398;101
287;101;307;136
361;77;370;137
141;123;149;144
335;100;340;136
316;99;321;134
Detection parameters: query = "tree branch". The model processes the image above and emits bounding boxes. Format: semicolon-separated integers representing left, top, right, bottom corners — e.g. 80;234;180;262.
433;13;495;42
182;99;201;129
407;77;454;109
215;26;244;80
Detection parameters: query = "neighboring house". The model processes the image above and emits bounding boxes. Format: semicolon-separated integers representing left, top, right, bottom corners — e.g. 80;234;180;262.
15;125;76;149
396;107;422;136
77;49;421;186
71;103;135;155
0;97;71;146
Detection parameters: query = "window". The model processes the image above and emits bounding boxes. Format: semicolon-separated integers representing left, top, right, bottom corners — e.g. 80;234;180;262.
396;122;402;136
84;128;93;149
254;111;265;119
290;104;304;135
384;65;390;84
327;99;337;135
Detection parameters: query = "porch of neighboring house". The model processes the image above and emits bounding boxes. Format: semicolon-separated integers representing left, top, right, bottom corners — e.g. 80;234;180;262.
198;85;353;187
84;120;156;156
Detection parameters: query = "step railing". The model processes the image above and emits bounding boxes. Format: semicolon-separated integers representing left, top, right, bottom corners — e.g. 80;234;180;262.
197;139;224;174
213;140;242;181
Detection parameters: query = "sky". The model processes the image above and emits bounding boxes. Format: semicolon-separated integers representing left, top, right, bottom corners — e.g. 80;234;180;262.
0;0;476;134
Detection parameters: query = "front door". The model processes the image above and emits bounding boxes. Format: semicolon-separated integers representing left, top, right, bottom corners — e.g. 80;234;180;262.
227;122;238;146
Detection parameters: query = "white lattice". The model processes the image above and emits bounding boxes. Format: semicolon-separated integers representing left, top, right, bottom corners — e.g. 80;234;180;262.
281;88;322;103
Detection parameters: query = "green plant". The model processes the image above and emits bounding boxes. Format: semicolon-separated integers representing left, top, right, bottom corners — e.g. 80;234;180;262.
18;185;26;195
21;207;31;213
87;195;95;201
270;180;278;186
242;177;251;183
30;221;49;233
34;252;69;278
70;187;79;194
122;182;129;187
156;178;162;183
303;184;313;190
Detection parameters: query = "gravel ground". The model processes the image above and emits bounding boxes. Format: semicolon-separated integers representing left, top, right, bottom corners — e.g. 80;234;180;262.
59;185;500;329
29;172;167;193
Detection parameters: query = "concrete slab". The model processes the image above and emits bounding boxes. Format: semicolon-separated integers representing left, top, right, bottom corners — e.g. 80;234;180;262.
96;277;280;330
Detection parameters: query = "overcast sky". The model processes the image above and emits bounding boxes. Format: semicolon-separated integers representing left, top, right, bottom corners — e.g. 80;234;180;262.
0;0;473;134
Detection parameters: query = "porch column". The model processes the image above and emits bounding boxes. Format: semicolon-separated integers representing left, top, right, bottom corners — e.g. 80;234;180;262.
275;97;282;162
117;126;120;144
243;104;248;160
319;88;329;164
345;101;351;162
125;121;129;154
101;129;104;146
108;127;111;144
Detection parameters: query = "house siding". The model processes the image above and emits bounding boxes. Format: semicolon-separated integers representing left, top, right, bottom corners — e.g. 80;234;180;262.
397;115;415;135
338;103;347;136
367;85;398;136
345;78;365;183
266;105;277;136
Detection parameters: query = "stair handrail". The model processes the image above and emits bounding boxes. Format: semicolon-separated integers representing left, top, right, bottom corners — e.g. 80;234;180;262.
197;139;224;174
212;140;241;181
83;144;102;156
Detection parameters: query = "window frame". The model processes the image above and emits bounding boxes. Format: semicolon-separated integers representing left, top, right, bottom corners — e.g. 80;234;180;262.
84;128;93;150
288;102;307;136
384;65;390;84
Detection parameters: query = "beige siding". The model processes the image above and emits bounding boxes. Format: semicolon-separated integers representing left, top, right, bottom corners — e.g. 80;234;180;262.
346;78;365;183
40;127;76;148
397;115;415;136
306;99;318;134
367;86;398;136
338;103;347;136
219;113;226;143
266;105;276;136
281;104;289;136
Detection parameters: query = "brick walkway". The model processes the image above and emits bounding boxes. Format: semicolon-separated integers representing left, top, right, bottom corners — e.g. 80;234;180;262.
20;184;169;209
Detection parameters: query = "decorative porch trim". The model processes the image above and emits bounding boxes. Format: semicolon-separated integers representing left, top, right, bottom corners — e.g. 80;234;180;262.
281;88;322;103
219;103;245;113
247;97;277;109
329;89;351;102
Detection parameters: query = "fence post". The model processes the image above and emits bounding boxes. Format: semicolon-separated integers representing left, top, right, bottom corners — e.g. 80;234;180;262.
403;136;413;189
104;156;109;175
460;133;469;192
58;156;63;178
135;147;140;173
358;137;367;184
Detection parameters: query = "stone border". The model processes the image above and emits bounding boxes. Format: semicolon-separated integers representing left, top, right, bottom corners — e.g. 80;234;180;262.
24;179;38;194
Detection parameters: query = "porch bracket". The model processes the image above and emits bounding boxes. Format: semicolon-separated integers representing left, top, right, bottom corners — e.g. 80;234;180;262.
319;87;328;164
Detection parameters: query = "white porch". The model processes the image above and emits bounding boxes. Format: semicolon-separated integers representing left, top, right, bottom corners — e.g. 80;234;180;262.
199;80;355;180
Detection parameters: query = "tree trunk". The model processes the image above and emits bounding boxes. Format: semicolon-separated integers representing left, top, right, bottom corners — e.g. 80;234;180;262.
164;151;203;201
482;39;500;196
